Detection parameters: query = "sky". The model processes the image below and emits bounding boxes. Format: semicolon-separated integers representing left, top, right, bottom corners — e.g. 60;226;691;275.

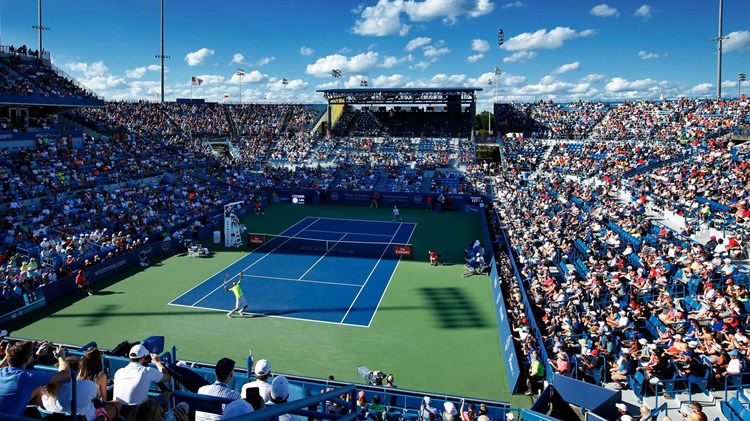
1;0;749;107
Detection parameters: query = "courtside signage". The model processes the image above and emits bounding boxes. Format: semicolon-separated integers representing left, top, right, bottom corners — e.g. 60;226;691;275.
393;245;412;257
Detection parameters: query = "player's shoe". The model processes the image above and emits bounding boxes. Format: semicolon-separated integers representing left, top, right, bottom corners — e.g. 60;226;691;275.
226;313;232;319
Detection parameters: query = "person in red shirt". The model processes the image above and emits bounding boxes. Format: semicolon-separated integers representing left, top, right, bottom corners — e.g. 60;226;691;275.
75;270;92;296
428;250;442;266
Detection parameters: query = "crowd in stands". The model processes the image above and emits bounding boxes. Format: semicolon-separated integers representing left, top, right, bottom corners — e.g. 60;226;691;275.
1;47;96;99
488;129;750;405
546;140;684;180
626;140;750;234
518;100;609;140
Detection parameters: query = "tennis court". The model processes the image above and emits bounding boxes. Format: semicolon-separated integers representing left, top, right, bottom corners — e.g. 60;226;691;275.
169;217;416;327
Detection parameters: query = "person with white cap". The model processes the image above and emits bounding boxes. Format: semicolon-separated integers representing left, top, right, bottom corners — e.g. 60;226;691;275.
112;343;170;406
242;359;272;402
420;396;438;421
615;402;630;420
442;401;458;421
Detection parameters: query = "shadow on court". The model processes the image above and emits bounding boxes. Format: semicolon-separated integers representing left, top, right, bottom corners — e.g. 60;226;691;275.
418;287;488;329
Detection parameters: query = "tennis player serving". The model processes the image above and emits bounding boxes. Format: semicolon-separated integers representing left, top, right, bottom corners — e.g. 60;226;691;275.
225;271;249;318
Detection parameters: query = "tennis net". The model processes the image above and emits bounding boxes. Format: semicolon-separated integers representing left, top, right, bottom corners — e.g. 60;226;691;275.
247;233;413;259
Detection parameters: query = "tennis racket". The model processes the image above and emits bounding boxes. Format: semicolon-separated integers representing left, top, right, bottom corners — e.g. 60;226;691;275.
223;272;229;287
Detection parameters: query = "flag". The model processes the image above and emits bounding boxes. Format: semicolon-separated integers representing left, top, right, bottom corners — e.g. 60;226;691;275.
191;77;203;86
224;94;229;99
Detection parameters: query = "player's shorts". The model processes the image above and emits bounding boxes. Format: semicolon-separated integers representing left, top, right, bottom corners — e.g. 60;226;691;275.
236;296;248;309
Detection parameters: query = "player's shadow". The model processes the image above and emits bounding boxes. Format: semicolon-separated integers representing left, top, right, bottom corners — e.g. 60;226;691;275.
92;291;125;296
418;287;488;329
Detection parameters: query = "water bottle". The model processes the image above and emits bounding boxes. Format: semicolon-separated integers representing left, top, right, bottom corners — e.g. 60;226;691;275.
164;402;189;421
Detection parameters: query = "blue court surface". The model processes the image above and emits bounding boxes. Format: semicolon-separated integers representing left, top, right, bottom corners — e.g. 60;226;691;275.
169;217;416;327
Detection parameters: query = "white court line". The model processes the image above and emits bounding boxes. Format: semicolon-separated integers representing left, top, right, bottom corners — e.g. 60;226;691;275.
303;229;394;238
169;217;319;305
309;216;418;226
339;223;405;323
364;222;417;328
298;233;346;280
189;218;321;306
243;273;361;288
167;301;369;328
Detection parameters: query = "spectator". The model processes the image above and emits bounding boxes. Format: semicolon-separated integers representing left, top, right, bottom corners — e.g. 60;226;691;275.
78;347;121;421
524;353;544;395
420;396;438;421
113;344;170;406
242;359;272;401
195;358;240;421
222;399;254;419
0;341;70;416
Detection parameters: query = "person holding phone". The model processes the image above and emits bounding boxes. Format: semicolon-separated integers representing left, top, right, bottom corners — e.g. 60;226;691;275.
195;358;240;421
662;402;707;421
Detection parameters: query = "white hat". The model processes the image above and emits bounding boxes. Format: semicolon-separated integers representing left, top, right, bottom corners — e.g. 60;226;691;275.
129;344;149;359
616;403;627;412
443;402;458;416
505;413;515;420
638;338;648;345
424;396;431;405
621;416;633;421
271;375;289;401
222;399;254;418
255;359;271;376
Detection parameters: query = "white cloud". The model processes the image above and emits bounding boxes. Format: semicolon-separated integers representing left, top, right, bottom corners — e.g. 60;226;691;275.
352;0;410;36
405;37;432;51
467;54;484;63
553;61;580;75
185;48;214;66
411;61;432;71
125;64;163;79
502;27;596;51
256;56;276;66
380;55;411;68
305;52;380;77
126;67;147;79
232;53;245;64
581;73;605;83
229;70;267;84
79;75;127;92
723;31;750;53
268;78;308;91
590;4;618;17
634;5;652;20
638;50;659;60
352;0;494;37
689;83;713;95
372;74;409;87
501;1;524;9
471;39;490;53
300;47;314;56
503;51;537;63
64;61;108;78
605;77;657;92
191;74;225;85
423;45;451;58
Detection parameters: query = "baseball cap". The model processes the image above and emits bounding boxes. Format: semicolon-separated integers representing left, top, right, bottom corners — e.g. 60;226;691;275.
591;349;600;356
444;402;458;416
129;344;149;359
255;359;271;376
223;399;254;418
616;403;627;412
215;357;235;378
358;391;366;400
424;396;431;405
505;413;514;420
271;375;289;401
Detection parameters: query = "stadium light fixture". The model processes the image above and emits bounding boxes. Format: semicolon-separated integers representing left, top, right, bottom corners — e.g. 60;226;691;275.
282;78;289;103
31;0;50;57
740;73;746;99
360;79;368;87
332;69;342;89
236;68;245;105
487;79;493;137
710;0;727;99
154;0;170;103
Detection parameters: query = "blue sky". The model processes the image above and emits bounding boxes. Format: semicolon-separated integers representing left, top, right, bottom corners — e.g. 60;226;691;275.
1;0;749;105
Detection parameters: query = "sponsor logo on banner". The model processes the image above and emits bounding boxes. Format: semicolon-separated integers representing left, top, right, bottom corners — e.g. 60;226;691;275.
393;245;412;256
413;195;423;204
160;242;171;252
329;191;340;201
249;235;265;245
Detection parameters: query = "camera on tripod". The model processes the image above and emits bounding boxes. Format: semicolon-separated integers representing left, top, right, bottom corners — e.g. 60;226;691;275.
358;365;386;386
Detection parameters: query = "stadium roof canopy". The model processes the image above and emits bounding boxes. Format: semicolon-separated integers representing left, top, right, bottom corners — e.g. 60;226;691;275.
316;87;482;105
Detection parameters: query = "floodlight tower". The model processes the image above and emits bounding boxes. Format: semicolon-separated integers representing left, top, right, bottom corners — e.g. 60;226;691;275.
154;0;171;103
32;0;50;57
